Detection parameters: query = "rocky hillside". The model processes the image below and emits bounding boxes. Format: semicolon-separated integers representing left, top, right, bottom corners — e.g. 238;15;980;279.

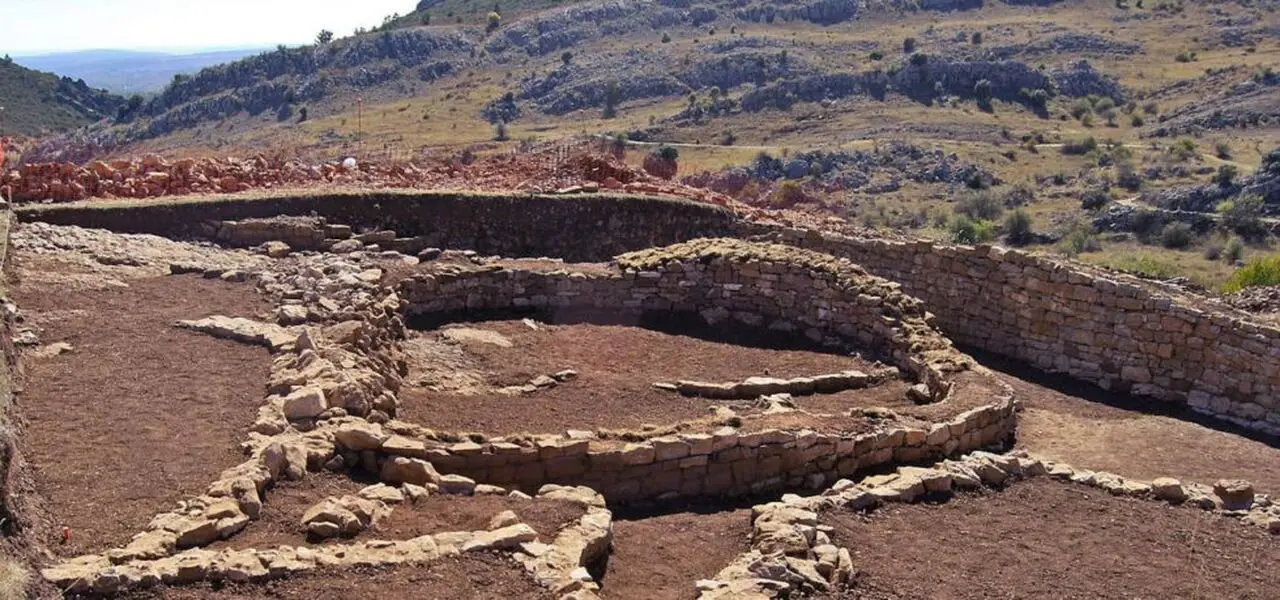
54;0;1135;152
0;57;126;136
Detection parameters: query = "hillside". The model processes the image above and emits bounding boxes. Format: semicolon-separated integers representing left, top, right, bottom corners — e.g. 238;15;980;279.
14;48;270;94
0;57;126;136
18;0;1280;289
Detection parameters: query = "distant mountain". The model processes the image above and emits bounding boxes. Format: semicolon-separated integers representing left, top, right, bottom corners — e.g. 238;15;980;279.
14;48;270;95
0;57;126;136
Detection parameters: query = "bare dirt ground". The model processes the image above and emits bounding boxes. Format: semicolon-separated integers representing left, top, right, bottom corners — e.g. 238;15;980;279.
217;473;586;551
975;354;1280;493
121;553;553;600
400;320;887;436
823;478;1280;600
600;507;753;600
12;272;273;556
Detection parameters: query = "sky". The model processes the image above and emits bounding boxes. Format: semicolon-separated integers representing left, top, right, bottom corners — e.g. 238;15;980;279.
1;0;416;55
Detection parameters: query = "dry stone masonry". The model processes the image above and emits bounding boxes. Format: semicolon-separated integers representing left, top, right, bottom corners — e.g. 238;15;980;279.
742;225;1280;436
15;188;1280;598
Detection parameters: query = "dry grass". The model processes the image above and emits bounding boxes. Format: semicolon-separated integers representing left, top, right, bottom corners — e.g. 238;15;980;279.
0;558;29;600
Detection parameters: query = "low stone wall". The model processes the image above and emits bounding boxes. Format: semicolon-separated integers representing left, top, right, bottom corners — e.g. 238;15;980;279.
398;239;970;400
744;225;1280;437
15;190;737;262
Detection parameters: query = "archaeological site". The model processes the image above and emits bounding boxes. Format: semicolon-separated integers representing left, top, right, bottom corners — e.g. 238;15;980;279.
3;0;1280;597
0;144;1274;599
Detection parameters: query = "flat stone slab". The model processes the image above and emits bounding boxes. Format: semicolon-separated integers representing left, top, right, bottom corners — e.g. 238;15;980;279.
176;316;295;352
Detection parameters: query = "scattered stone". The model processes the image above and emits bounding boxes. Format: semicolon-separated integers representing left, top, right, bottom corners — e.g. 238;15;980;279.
1214;479;1256;511
1151;478;1187;504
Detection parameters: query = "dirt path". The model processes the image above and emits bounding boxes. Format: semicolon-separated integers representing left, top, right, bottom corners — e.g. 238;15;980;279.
976;354;1280;492
823;479;1280;600
600;508;753;600
13;273;273;556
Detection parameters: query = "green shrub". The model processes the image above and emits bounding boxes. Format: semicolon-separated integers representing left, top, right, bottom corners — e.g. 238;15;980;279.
948;215;996;244
1215;164;1239;187
655;145;679;161
662;33;671;43
1004;209;1034;246
1159;222;1195;248
955;190;1005;220
1081;187;1110;210
1062;136;1099;155
971;32;983;45
1217;194;1266;239
1215;141;1232;159
910;52;929;67
1223;256;1280;292
1224;236;1246;263
1130;112;1145;127
492;122;509;141
1203;243;1223;261
1070;98;1093;120
1058;218;1101;256
903;37;917;53
870;51;884;60
1169;138;1197;161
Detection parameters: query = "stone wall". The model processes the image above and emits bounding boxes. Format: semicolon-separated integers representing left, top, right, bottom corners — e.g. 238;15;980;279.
374;386;1016;504
398;239;971;400
15;190;737;263
744;225;1280;437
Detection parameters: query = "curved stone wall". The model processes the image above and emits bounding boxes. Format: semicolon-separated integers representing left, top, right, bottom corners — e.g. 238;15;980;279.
397;238;970;399
745;225;1280;436
19;190;1279;435
15;190;738;262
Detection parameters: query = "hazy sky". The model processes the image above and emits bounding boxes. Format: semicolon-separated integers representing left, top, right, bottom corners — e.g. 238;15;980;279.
2;0;416;55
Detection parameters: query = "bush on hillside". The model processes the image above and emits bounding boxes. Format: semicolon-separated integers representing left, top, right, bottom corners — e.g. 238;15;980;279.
1223;256;1280;292
1217;194;1266;239
1159;222;1194;248
1004;209;1034;246
1061;136;1099;155
955;190;1005;221
948;215;996;244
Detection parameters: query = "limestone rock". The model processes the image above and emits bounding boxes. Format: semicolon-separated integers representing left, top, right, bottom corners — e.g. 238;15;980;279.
282;387;328;421
439;474;477;496
175;316;294;352
1213;479;1255;511
489;510;521;530
333;422;389;451
380;457;442;486
359;483;405;504
1151;477;1187;503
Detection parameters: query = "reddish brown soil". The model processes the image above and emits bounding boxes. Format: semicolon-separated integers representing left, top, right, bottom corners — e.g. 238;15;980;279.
210;473;370;551
13;274;272;557
822;479;1280;600
997;365;1280;493
601;508;753;600
217;473;586;550
789;382;913;414
402;321;885;436
121;552;552;599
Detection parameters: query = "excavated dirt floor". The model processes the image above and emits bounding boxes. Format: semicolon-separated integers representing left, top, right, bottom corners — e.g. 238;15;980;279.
215;472;586;551
400;320;891;436
977;355;1280;494
600;507;754;600
13;271;273;557
822;478;1280;600
120;553;553;599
